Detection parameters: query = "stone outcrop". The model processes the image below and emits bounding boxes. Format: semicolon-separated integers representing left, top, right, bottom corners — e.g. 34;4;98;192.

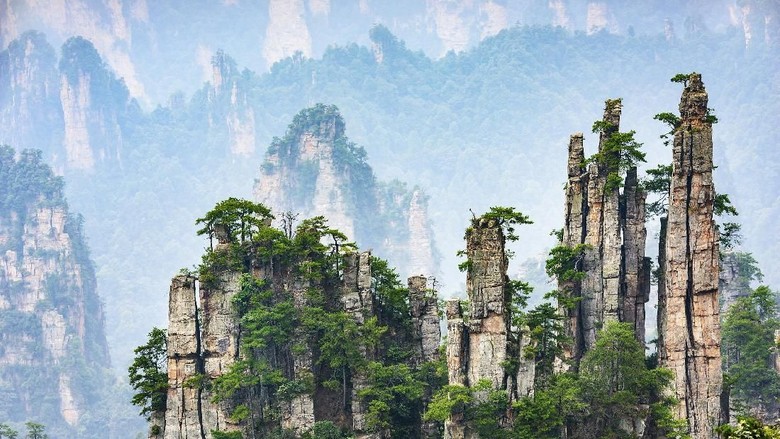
558;100;649;368
342;252;376;438
559;133;586;365
409;275;441;366
0;152;114;437
209;51;257;157
409;275;442;438
253;104;438;279
657;73;722;438
445;216;535;438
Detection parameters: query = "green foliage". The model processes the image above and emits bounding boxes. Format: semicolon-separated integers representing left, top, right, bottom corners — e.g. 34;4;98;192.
722;286;780;411
0;423;19;439
23;422;47;439
196;197;273;245
359;362;425;434
653;113;681;146
714;193;741;251
577;322;686;438
587;123;646;192
642;164;672;217
717;417;780;439
512;373;585;439
211;430;243;439
128;328;168;419
0;146;65;217
302;421;352;439
480;206;533;242
521;303;566;383
670;73;693;84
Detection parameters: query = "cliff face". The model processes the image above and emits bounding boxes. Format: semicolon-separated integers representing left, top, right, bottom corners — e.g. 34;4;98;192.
155;211;442;438
558;101;649;367
0;148;113;437
657;73;722;437
0;33;131;173
0;32;63;164
445;216;534;439
253;104;439;279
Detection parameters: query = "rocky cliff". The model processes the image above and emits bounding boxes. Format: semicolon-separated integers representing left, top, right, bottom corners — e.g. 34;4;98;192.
152;204;442;438
0;147;114;437
657;73;722;438
0;32;132;173
253;104;438;280
557;100;650;367
444;215;534;439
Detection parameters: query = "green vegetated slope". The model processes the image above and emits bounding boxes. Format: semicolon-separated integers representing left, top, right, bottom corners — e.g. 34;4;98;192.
1;23;777;376
0;147;140;436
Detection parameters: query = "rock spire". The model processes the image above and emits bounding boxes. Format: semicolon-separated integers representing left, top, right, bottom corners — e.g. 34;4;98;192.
657;73;722;437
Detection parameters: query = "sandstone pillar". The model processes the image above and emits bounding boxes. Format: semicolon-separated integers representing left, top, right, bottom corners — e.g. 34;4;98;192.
658;73;722;438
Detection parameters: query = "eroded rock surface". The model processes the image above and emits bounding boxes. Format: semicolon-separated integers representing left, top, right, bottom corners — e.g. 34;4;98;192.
658;73;722;438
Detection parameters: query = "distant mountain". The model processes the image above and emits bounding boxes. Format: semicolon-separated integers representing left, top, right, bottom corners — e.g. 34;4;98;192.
0;147;139;437
0;11;776;389
1;0;775;103
254;104;438;279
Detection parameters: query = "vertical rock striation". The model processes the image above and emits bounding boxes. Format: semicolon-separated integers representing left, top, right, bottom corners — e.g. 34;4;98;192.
620;168;649;342
342;251;376;438
409;275;442;438
163;275;204;439
559;100;650;369
444;215;535;438
465;218;510;390
658;73;722;438
560;133;586;366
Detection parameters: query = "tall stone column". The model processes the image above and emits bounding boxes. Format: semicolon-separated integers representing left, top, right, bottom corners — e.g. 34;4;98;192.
560;133;587;366
658;73;722;438
342;252;377;438
164;274;205;439
621;167;648;344
599;99;623;327
408;275;442;438
465;217;510;390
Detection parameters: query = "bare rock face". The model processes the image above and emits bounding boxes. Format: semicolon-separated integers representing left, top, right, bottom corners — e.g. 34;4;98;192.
559;100;649;368
444;215;534;438
465;219;510;389
163;270;243;439
163;275;204;439
620;168;649;342
560;133;586;366
342;252;378;438
253;105;438;280
409;275;441;365
409;275;442;438
658;73;722;438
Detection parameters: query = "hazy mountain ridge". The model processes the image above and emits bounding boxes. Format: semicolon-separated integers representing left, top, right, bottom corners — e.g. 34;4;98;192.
2;0;776;104
0;13;776;437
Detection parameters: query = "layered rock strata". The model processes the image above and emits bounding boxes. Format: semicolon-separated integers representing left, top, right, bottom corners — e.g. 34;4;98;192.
657;73;722;438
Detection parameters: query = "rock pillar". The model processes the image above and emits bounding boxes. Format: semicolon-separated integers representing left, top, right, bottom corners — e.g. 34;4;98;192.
658;73;722;438
409;275;442;438
342;252;376;438
465;218;510;389
621;167;649;343
560;133;587;366
164;274;205;439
